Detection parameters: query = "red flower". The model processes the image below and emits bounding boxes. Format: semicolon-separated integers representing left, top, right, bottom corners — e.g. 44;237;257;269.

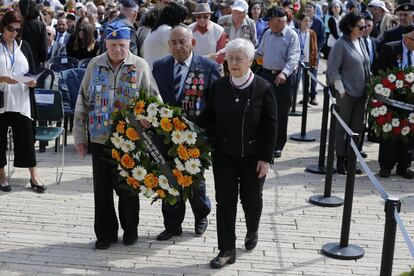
396;71;405;81
381;78;391;87
192;79;198;85
376;116;386;126
400;119;409;127
410;123;414;132
392;126;401;136
385;111;393;122
370;101;383;108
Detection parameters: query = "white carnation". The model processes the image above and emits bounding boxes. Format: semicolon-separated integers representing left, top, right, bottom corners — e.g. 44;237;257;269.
370;108;379;117
171;130;185;144
169;188;180;196
147;115;160;128
185;158;201;175
132;166;147;181
401;126;410;136
382;88;391;97
409;113;414;123
388;74;396;82
395;80;404;89
378;105;387;115
405;72;414;83
147;102;159;116
411;84;414;93
374;84;383;94
383;123;392;133
391;118;400;127
120;139;135;152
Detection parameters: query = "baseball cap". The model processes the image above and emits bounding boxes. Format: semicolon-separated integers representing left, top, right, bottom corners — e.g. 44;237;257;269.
231;0;248;12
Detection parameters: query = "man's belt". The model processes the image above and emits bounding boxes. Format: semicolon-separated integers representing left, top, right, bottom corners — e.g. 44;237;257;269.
262;68;282;75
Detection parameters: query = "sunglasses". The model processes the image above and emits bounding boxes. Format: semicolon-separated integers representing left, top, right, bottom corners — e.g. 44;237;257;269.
196;15;209;19
6;25;21;33
356;25;366;31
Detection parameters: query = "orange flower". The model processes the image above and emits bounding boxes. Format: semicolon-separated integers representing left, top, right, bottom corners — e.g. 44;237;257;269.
173;117;187;131
134;100;145;115
126;127;140;141
144;173;158;189
173;169;183;178
188;148;200;158
111;149;121;161
126;176;140;189
178;174;192;187
120;153;135;169
160;118;173;132
116;121;126;134
177;144;189;161
156;189;166;198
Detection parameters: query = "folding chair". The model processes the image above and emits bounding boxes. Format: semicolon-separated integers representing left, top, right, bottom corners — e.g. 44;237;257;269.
59;68;86;145
34;89;65;184
36;69;55;90
49;56;79;74
78;58;92;69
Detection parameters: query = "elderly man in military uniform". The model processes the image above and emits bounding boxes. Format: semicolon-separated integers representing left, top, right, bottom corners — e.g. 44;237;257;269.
381;2;414;46
256;7;300;158
73;20;161;250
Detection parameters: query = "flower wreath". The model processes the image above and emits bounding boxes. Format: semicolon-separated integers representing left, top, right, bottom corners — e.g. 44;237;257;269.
106;93;212;205
367;67;414;142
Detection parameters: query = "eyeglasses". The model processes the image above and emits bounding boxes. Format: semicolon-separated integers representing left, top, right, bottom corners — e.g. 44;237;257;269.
226;56;247;64
405;36;414;42
6;25;21;33
196;15;209;20
79;28;85;32
356;25;366;31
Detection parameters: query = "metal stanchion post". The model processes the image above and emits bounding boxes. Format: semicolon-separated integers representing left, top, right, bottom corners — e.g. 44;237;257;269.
290;64;302;117
309;104;343;207
322;134;364;260
380;197;401;276
306;86;333;174
291;66;316;142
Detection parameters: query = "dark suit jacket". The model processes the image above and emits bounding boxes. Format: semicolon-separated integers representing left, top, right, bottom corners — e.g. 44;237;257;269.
310;16;325;50
21;18;47;71
374;40;403;73
152;54;220;125
364;36;379;71
55;31;70;46
380;25;406;48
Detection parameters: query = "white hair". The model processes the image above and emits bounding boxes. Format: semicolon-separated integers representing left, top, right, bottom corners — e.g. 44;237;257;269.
225;38;255;60
170;25;194;40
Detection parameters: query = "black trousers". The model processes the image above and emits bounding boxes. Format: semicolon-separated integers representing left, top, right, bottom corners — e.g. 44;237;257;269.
161;178;211;232
379;138;413;172
260;70;294;151
0;112;36;168
91;143;139;242
212;151;265;251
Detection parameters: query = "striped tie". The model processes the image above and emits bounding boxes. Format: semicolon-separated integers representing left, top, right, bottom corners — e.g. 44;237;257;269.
174;63;183;100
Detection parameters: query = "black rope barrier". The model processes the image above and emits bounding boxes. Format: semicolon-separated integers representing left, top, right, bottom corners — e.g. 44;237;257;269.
290;64;316;142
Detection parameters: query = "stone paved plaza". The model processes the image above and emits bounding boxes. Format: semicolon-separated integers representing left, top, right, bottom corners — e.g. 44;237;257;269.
1;70;414;275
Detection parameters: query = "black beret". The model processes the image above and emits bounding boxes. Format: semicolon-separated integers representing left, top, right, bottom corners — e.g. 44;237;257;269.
266;6;286;18
282;0;292;7
396;3;414;12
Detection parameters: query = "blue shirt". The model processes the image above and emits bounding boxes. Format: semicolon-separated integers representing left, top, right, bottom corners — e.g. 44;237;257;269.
255;18;268;44
256;25;300;77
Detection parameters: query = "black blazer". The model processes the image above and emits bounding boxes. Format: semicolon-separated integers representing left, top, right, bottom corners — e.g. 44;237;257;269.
380;25;406;48
204;75;277;162
21;18;47;72
364;36;379;71
375;40;403;73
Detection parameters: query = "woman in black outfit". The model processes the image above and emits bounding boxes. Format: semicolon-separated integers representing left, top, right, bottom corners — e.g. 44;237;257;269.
66;22;99;61
204;38;277;269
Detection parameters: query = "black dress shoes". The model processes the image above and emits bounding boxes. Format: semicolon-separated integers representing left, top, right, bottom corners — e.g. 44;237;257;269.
95;236;118;250
396;169;414;179
274;150;282;158
210;250;236;269
0;181;11;192
156;228;183;241
195;217;208;235
245;231;258;250
30;179;47;193
123;233;138;246
379;169;391;178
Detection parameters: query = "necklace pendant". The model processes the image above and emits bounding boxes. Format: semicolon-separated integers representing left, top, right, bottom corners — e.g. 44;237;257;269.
235;98;239;103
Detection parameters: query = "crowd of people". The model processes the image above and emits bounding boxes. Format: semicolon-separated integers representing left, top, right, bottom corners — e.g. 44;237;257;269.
1;0;414;269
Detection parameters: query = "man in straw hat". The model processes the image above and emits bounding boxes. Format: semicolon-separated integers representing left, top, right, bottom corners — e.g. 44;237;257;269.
73;20;161;250
188;3;227;63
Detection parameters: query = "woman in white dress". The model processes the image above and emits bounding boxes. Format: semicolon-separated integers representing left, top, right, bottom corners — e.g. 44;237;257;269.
0;10;46;193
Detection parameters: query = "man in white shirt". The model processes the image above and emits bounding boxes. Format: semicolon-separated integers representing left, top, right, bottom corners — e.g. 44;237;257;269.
55;17;70;46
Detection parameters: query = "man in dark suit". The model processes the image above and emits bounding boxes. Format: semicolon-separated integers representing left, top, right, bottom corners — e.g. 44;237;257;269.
362;11;380;71
55;17;70;46
380;3;414;47
152;25;220;241
375;25;414;179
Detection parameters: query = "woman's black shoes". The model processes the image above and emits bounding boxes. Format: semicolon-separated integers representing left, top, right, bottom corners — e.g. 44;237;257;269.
0;181;11;192
30;179;47;193
336;157;347;175
210;250;236;269
245;231;258;250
